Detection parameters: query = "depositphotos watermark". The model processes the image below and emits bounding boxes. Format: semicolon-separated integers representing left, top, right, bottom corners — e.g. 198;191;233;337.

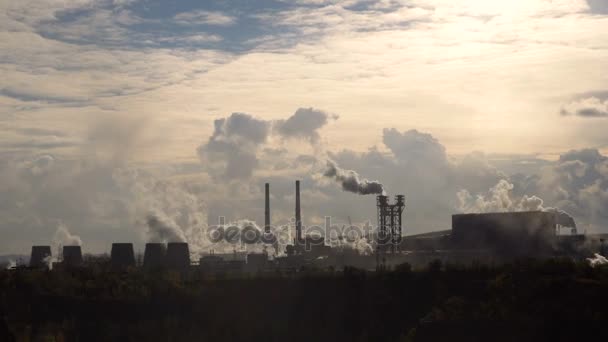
206;216;397;248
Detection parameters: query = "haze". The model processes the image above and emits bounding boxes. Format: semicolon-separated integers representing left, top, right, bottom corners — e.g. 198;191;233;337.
1;0;607;254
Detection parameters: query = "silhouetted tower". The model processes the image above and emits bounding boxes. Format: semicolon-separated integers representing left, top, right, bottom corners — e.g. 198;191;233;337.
166;242;190;270
295;180;303;246
111;243;135;269
377;195;405;254
263;182;280;255
62;246;83;267
30;246;52;269
265;183;270;234
143;243;165;269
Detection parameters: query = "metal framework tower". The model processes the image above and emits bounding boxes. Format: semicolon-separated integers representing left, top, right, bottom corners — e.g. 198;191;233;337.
377;195;405;253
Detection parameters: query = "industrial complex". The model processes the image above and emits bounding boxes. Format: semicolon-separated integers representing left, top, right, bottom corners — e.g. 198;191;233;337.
21;180;607;273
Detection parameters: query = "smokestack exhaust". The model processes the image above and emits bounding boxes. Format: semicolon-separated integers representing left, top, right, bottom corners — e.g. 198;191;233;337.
296;180;302;244
265;183;270;234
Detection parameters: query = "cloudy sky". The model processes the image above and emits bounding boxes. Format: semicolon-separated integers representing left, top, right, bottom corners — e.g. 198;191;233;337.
1;0;608;255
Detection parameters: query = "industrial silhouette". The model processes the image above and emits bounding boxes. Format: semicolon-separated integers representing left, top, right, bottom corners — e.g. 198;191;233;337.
17;179;602;274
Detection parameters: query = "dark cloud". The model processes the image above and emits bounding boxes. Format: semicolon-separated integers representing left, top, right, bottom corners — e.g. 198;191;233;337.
198;113;271;180
198;108;335;180
14;128;69;137
6;140;78;150
383;128;448;167
587;0;608;14
560;97;608;118
509;148;608;231
274;108;337;143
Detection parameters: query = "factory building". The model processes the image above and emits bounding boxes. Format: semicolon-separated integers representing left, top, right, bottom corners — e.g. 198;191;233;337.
451;211;557;258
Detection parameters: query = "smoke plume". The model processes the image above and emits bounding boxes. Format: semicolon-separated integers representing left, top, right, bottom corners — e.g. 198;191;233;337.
5;260;16;270
323;160;385;195
587;253;608;267
52;223;82;251
457;179;576;228
146;213;187;244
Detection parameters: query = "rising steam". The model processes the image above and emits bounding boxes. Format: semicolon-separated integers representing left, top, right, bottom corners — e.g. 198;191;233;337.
146;213;187;244
457;179;576;228
52;223;83;250
323;160;385;195
587;253;608;267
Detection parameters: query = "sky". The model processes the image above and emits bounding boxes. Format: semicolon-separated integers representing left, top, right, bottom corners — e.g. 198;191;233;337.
1;0;608;255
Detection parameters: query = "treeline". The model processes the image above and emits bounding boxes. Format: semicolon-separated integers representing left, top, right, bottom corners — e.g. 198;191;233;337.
1;259;607;341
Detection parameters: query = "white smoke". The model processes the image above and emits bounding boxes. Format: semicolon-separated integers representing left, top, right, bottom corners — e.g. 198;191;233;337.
101;163;209;259
323;160;385;195
49;223;82;265
457;179;516;213
146;213;187;244
587;253;608;267
212;220;269;254
355;237;374;255
52;223;83;251
5;260;16;270
43;255;53;270
457;179;576;228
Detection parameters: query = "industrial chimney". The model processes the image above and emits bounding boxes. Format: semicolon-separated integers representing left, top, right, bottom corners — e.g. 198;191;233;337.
296;180;302;245
143;243;165;269
110;243;135;270
62;246;83;267
30;246;52;269
265;183;270;234
166;242;190;270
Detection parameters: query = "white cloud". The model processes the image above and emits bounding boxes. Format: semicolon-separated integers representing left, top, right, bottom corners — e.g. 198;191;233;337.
174;10;237;26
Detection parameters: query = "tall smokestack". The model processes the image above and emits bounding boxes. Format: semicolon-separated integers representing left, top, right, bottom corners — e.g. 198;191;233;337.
265;183;270;234
296;180;302;244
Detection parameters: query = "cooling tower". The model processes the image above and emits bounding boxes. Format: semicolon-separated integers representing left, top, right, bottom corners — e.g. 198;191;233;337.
110;243;135;269
165;242;190;270
30;246;52;268
143;243;165;269
62;246;83;267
